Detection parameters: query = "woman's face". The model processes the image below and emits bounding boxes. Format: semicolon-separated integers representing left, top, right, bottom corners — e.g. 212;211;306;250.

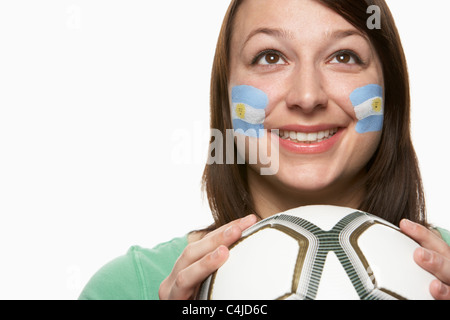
229;0;384;213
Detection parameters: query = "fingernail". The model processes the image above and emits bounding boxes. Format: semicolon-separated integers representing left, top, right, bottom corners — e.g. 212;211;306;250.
439;281;448;296
224;226;234;238
421;248;432;262
402;219;415;230
212;246;222;259
240;215;256;227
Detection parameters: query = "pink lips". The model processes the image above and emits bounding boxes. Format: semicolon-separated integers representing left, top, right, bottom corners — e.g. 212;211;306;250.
273;125;344;154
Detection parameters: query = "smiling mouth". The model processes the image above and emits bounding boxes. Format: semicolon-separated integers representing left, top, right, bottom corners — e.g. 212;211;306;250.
276;128;339;144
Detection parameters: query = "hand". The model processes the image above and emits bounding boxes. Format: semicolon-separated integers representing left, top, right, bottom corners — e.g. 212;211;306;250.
400;219;450;300
159;214;258;300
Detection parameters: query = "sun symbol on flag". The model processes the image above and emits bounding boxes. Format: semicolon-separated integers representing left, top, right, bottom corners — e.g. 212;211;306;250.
236;103;246;119
371;98;382;113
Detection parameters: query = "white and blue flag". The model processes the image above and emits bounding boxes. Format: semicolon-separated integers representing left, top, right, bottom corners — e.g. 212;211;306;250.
231;85;268;138
350;84;384;134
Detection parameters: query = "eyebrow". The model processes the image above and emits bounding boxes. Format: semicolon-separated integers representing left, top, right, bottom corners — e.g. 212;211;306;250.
243;27;294;46
243;27;367;47
326;29;368;41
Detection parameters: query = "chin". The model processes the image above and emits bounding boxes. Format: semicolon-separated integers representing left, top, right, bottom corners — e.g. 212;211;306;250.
271;164;342;194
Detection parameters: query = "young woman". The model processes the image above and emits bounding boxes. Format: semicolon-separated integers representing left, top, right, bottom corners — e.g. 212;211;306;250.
79;0;450;300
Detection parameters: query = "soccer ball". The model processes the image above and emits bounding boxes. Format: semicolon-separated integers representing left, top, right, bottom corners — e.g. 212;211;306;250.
198;205;435;300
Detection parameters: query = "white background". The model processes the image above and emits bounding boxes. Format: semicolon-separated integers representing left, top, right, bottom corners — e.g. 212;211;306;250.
0;0;448;300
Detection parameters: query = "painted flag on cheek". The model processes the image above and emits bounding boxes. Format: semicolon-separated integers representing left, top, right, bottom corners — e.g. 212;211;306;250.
231;85;268;138
350;84;384;134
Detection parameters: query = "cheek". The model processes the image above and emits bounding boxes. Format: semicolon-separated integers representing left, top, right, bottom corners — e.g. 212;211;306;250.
349;84;384;134
229;84;269;138
326;81;385;132
322;80;360;117
229;77;286;116
350;130;382;167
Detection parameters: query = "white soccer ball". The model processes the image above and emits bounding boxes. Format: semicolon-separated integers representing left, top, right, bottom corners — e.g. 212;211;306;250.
199;205;435;300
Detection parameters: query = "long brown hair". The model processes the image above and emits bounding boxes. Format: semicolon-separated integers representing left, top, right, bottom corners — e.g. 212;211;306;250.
202;0;427;229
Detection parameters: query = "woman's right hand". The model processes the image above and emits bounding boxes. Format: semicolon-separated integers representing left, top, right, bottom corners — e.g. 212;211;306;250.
158;214;258;300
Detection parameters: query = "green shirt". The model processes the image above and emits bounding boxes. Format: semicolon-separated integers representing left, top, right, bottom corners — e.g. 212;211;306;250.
79;235;188;300
79;228;450;300
437;227;450;247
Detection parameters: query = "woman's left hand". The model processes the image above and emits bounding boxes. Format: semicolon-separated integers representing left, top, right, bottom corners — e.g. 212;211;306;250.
400;219;450;300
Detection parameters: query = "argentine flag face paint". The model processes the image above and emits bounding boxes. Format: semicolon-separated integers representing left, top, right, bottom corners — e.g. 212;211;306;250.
231;85;268;138
350;84;384;134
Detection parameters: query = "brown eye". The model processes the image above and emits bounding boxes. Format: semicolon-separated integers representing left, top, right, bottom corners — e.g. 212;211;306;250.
336;53;351;63
265;53;281;64
253;50;286;65
330;50;363;65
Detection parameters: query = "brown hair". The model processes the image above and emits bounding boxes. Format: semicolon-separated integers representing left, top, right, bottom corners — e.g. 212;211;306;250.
201;0;427;229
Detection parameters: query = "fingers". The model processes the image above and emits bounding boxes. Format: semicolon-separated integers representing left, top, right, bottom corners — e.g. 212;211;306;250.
430;279;450;301
159;214;258;300
174;215;258;273
168;245;230;300
400;219;450;300
171;223;241;277
400;219;450;258
414;247;450;285
204;214;259;240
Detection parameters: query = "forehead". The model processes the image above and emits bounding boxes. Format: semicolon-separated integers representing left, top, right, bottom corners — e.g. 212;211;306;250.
232;0;361;45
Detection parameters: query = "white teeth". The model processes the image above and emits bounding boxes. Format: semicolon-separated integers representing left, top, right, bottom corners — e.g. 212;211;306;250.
289;131;297;140
297;132;307;141
278;128;338;143
307;132;317;142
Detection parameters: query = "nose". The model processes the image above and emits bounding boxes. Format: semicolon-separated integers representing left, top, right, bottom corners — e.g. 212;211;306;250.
285;64;328;114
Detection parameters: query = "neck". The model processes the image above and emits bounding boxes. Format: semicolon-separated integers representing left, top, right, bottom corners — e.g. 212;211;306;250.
247;167;366;220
